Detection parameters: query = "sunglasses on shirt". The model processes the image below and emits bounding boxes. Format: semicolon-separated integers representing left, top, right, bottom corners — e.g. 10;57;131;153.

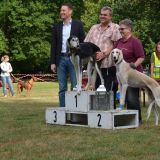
119;27;128;31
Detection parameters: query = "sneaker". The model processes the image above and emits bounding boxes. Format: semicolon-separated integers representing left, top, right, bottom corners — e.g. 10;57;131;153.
4;95;7;97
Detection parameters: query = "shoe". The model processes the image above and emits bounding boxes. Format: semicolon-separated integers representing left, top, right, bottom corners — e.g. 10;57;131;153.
96;85;106;92
4;95;7;97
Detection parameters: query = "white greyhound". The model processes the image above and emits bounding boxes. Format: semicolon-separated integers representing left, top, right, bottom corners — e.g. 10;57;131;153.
111;48;160;125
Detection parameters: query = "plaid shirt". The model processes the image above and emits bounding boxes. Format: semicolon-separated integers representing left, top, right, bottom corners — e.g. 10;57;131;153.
85;22;121;68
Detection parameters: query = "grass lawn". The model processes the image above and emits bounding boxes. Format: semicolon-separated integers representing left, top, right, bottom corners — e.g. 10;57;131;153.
0;82;160;160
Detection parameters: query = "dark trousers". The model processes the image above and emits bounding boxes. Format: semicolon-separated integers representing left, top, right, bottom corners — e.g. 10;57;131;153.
96;66;118;109
126;87;142;122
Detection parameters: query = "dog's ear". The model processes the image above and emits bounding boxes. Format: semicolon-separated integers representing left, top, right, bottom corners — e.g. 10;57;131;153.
118;49;123;58
117;48;123;56
111;50;114;61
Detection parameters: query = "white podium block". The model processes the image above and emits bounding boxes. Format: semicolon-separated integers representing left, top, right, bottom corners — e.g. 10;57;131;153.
112;110;139;129
88;110;139;129
65;91;95;112
88;111;113;129
45;107;66;125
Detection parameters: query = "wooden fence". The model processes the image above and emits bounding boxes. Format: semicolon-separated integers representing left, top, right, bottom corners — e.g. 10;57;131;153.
12;73;57;82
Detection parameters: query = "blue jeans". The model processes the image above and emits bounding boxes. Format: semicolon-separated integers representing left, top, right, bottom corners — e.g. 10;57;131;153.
57;56;77;107
1;76;14;96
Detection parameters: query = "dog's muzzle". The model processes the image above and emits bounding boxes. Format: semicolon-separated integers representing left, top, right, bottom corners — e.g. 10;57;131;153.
113;56;118;63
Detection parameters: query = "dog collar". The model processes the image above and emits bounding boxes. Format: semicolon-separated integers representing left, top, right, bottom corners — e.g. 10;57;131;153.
116;59;123;65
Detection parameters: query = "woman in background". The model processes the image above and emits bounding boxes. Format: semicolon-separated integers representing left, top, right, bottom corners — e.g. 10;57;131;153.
0;55;14;97
150;41;160;84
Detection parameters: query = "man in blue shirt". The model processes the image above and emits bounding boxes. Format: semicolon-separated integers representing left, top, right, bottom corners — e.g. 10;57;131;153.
50;3;85;107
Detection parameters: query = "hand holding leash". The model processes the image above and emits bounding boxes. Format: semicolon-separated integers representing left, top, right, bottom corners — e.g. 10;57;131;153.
96;52;105;61
130;62;136;69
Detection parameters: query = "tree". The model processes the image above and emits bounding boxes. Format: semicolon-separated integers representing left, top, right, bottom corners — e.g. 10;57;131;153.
0;0;85;73
0;29;8;54
82;0;160;66
0;0;159;72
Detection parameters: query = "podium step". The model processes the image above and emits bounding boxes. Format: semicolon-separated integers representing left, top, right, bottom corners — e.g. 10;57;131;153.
45;108;139;129
88;110;139;129
66;112;88;125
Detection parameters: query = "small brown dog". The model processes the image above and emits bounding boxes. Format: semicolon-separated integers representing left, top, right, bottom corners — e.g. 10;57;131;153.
17;76;37;96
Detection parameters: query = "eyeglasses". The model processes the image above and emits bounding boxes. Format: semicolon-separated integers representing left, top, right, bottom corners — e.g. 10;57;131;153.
119;27;127;31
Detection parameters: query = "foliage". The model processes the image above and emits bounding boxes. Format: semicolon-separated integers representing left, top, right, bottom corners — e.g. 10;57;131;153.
82;0;160;66
6;0;57;73
81;1;100;31
112;0;160;64
0;0;84;73
0;0;160;72
0;29;8;54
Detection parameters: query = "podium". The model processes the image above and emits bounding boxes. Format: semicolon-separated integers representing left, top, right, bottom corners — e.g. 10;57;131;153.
46;91;139;129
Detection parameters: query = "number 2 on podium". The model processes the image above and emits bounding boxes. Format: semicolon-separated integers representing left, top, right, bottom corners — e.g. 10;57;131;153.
97;114;102;127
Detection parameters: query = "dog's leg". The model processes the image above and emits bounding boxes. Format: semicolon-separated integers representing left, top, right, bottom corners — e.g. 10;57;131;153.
118;84;128;110
95;63;104;86
17;84;20;95
85;61;92;91
153;87;160;107
91;67;97;91
26;89;30;96
147;101;160;126
152;88;160;125
153;103;159;125
147;103;160;127
95;62;106;91
70;55;78;91
75;55;82;94
79;68;83;94
146;100;155;123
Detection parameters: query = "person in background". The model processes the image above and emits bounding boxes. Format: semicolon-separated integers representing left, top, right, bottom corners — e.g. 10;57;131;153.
50;3;85;107
84;6;121;109
114;19;145;123
150;41;160;84
0;55;14;97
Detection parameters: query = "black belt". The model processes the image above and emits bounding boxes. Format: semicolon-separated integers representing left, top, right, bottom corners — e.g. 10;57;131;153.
61;53;70;57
